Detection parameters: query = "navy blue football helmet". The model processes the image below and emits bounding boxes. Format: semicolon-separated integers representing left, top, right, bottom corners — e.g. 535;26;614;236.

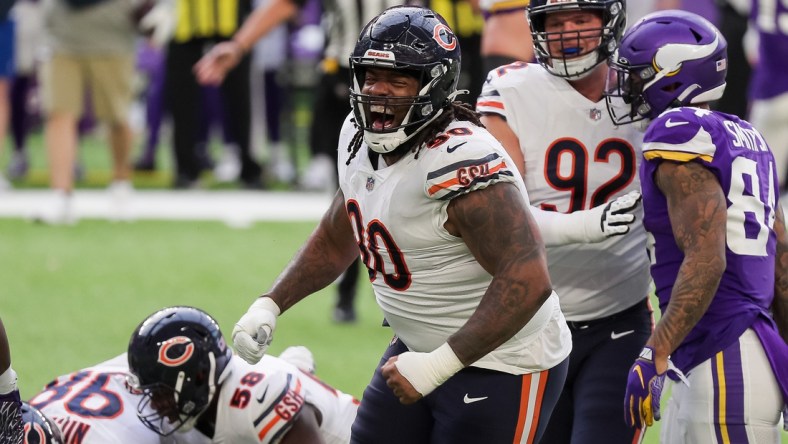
528;0;626;79
127;306;232;436
349;5;461;153
21;402;63;444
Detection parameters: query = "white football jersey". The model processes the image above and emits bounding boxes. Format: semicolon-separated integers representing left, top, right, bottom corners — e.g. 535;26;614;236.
29;354;202;444
211;355;358;444
478;63;651;321
337;115;572;374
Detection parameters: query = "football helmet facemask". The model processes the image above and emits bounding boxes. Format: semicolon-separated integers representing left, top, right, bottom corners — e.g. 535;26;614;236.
127;306;232;436
605;10;727;125
528;0;626;80
21;402;64;444
349;5;461;154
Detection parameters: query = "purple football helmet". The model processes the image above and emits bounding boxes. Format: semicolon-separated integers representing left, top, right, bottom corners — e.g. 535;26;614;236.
605;10;728;125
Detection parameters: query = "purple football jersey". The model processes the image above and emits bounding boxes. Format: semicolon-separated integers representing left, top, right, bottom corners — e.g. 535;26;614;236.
681;0;719;26
750;0;788;100
640;107;787;400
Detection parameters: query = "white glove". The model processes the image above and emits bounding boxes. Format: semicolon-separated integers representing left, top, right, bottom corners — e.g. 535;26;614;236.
232;297;281;364
278;346;316;374
394;343;464;397
139;0;176;48
585;190;642;242
0;367;18;395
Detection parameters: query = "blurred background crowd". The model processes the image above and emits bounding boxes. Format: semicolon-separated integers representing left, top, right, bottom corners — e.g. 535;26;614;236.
0;0;774;193
0;0;771;199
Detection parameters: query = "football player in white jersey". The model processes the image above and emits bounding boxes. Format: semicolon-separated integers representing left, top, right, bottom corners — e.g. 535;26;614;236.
28;353;206;444
231;6;580;443
28;347;325;444
477;0;653;443
126;306;359;444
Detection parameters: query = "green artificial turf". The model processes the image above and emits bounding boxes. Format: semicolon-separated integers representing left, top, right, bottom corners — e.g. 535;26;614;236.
1;219;391;401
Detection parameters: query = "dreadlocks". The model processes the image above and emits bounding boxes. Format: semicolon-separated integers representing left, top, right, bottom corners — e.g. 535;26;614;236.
345;101;484;165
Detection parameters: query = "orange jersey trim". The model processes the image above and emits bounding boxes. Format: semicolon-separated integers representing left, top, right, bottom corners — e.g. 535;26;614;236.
426;161;509;196
477;100;505;110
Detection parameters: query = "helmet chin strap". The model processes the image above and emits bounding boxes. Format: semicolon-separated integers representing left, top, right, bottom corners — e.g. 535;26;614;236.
206;352;217;408
550;51;600;79
176;351;218;433
446;89;467;101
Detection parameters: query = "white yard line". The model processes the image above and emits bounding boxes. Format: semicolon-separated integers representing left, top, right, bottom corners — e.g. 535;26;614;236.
0;189;333;224
1;189;786;228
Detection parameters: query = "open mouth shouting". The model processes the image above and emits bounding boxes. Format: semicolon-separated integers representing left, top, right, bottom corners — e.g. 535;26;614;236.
370;104;397;130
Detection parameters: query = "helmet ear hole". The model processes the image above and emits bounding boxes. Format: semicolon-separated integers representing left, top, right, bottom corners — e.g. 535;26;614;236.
661;82;681;92
195;368;210;384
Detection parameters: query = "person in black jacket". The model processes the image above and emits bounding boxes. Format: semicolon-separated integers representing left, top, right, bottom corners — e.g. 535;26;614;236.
165;0;263;189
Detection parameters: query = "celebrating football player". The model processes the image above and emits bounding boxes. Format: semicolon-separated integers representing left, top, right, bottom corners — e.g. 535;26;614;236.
126;306;358;444
606;10;788;441
476;1;653;442
233;5;576;443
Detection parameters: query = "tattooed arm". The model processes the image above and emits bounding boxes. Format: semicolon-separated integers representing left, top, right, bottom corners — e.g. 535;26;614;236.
266;189;360;312
443;181;553;365
381;181;553;404
772;203;788;343
648;161;727;373
233;189;359;364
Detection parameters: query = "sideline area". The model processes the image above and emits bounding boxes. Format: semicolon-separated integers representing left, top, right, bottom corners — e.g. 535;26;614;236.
1;189;786;227
0;189;333;226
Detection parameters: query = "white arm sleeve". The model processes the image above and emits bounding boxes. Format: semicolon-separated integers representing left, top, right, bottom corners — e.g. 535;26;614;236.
530;205;603;246
530;190;641;246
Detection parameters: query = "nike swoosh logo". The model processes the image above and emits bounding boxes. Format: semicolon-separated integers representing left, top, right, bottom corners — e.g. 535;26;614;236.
446;142;467;153
611;330;635;340
256;387;269;403
633;365;645;387
463;394;488;404
665;119;689;128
